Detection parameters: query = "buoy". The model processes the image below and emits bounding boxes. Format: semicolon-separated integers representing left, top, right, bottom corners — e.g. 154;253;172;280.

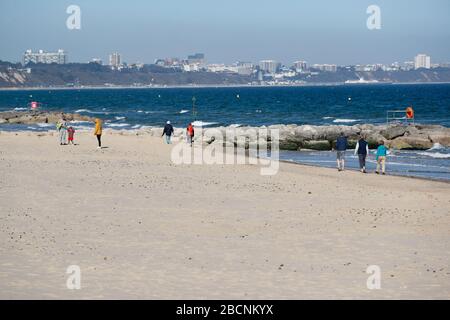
236;94;240;99
30;101;38;110
348;97;352;101
406;106;414;119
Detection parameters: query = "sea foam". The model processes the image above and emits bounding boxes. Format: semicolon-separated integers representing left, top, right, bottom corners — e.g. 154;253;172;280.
333;119;360;123
192;121;218;127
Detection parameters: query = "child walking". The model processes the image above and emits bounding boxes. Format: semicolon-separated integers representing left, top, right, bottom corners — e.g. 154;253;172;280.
375;141;388;175
67;127;75;145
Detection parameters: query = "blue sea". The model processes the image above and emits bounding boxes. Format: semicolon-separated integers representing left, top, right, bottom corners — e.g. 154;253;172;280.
1;84;450;180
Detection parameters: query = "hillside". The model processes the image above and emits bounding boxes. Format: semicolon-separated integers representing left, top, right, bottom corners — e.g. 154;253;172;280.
1;60;450;88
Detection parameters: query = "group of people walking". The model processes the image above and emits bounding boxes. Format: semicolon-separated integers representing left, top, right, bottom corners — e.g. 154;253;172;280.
57;115;103;149
56;116;388;174
336;132;388;174
161;120;194;147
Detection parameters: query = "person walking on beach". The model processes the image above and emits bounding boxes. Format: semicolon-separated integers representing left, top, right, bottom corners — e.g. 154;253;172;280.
354;135;369;173
375;141;388;175
67;126;75;145
162;121;174;144
335;132;348;171
57;117;68;145
94;118;103;149
186;122;194;147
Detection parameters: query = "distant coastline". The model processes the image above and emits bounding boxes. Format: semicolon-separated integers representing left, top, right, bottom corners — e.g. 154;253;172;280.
2;81;450;91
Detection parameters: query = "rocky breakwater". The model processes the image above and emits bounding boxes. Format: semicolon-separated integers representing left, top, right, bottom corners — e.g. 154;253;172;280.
267;123;450;150
133;123;450;151
0;110;95;125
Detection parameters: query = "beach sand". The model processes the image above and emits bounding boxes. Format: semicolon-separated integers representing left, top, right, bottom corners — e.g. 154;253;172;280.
0;130;449;299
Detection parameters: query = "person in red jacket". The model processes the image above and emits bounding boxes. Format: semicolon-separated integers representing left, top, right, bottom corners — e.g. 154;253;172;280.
186;123;194;147
67;126;75;145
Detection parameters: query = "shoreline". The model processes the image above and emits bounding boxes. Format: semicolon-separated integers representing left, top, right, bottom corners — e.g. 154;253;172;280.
1;81;450;92
1;129;449;183
278;158;450;184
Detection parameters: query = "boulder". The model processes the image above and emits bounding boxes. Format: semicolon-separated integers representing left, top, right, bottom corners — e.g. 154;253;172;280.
280;140;301;151
389;136;433;150
429;134;450;147
0;111;95;124
380;125;407;140
294;125;318;140
365;132;387;149
301;140;331;151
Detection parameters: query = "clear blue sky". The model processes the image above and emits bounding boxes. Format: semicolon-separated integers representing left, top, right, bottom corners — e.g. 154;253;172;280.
1;0;449;65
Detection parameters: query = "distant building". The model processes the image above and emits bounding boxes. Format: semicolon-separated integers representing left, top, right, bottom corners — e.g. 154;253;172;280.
311;64;337;72
403;61;415;71
293;60;308;72
154;58;182;69
187;53;205;65
23;49;67;65
109;52;122;68
259;60;280;74
90;58;103;65
414;54;431;69
236;61;254;76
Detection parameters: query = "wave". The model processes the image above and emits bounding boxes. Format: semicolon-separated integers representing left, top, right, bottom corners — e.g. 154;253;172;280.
192;121;218;127
71;125;92;131
107;123;130;128
75;109;109;114
428;143;446;151
322;116;334;120
131;124;141;129
13;107;28;111
36;123;54;128
115;116;126;121
333;119;360;123
69;120;91;124
179;110;190;114
417;152;450;159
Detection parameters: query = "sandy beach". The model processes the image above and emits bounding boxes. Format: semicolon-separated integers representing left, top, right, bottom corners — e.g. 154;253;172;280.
0;130;449;299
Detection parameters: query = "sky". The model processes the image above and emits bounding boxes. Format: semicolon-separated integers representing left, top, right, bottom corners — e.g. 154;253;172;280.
1;0;449;65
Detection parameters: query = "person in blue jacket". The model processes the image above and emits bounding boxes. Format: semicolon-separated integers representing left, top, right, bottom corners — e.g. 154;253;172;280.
375;140;388;175
335;132;348;171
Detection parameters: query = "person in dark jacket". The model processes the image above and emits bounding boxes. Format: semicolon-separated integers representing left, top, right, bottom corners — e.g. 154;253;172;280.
354;135;369;173
162;120;174;144
335;132;348;171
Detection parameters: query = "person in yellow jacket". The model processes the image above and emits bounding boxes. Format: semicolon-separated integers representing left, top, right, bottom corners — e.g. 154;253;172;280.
94;118;103;149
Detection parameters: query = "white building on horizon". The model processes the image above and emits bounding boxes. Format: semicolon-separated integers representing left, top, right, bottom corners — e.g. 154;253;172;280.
23;49;67;65
293;60;308;72
311;64;337;72
414;54;431;69
109;52;122;68
259;60;280;74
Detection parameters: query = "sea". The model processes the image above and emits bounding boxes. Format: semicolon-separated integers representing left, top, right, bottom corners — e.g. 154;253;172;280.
1;84;450;181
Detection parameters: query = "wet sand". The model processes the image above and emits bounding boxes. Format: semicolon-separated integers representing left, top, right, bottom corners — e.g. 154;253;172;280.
0;130;449;299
